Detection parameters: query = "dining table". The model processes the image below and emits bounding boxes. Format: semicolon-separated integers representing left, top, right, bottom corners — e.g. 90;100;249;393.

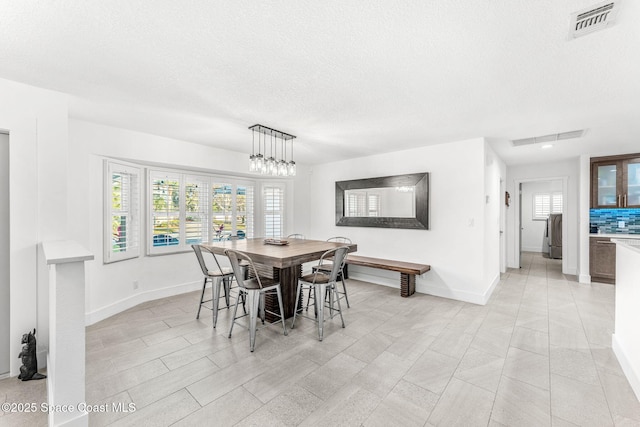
203;238;357;319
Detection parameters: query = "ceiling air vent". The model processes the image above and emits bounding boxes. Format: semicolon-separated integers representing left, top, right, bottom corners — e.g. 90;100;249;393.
570;1;620;39
512;130;586;147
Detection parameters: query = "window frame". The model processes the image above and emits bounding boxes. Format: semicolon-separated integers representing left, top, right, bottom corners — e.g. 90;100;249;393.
533;191;563;220
146;167;257;255
263;183;286;238
103;160;141;263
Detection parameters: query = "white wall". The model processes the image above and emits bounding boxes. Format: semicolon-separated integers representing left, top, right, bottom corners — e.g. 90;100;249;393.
68;119;309;324
307;137;500;305
506;158;579;274
484;143;506;292
520;180;563;252
579;154;590;282
0;77;70;376
1;132;9;376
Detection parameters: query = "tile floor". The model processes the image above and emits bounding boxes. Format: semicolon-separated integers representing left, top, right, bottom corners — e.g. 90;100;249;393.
2;252;640;426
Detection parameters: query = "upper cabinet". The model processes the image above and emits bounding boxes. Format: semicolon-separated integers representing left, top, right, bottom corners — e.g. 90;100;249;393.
591;154;640;208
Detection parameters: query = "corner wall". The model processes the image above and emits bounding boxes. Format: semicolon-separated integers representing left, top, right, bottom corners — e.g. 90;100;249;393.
484;143;506;295
308;137;500;305
0;77;69;375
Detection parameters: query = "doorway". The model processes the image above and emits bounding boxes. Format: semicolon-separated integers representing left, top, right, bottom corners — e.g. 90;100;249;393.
515;176;568;274
1;131;9;377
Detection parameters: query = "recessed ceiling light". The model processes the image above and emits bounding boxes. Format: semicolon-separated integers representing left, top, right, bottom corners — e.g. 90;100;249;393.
541;144;553;149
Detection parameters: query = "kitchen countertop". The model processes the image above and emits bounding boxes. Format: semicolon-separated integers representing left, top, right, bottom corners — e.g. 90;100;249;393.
612;238;640;254
589;233;640;239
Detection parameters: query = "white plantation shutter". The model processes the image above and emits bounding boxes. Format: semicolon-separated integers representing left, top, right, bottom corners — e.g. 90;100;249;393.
212;182;233;239
551;192;563;214
346;192;367;217
104;161;140;263
185;176;210;244
149;170;182;253
368;194;380;217
106;162;256;258
264;185;284;238
237;185;254;239
534;192;563;220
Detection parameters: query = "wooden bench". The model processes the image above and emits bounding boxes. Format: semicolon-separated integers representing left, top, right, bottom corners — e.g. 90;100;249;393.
344;255;430;297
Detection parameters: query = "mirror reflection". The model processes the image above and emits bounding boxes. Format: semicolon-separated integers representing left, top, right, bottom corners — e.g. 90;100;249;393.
344;187;415;218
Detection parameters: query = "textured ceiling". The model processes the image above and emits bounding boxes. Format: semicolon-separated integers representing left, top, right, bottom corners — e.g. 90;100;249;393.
1;1;639;165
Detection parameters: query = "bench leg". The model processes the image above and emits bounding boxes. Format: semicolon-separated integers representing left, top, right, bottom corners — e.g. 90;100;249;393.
400;273;416;297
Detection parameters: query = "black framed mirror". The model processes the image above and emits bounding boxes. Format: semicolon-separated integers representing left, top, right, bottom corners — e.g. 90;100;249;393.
335;172;429;229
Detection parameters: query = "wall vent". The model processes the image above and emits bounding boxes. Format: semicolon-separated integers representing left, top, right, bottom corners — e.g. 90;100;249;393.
512;130;586;147
570;1;620;39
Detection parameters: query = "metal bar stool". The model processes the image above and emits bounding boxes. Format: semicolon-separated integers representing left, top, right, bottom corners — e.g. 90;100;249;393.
292;246;349;341
192;244;238;328
308;237;351;309
225;249;287;352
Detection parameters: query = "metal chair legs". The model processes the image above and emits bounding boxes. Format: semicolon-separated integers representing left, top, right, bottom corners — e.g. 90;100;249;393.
229;285;287;352
292;281;344;341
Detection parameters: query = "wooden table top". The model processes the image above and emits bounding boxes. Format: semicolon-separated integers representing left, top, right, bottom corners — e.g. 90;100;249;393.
203;238;358;269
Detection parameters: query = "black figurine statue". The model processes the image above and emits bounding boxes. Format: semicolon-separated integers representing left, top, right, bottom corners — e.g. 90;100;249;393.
17;329;46;381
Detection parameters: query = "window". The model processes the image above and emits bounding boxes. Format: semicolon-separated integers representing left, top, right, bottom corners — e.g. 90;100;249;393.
212;182;233;240
264;185;284;238
185;176;210;244
147;168;256;255
105;161;260;259
150;171;182;252
104;161;140;263
533;192;563;220
236;185;254;239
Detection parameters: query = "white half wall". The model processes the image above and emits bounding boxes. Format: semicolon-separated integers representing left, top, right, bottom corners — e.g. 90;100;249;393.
307;137;501;305
0;77;69;376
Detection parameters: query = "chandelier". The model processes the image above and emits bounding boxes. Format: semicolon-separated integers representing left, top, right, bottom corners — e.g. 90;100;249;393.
248;124;296;176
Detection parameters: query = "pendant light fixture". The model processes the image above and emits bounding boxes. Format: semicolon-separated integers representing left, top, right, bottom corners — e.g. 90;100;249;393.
248;124;296;176
249;129;257;172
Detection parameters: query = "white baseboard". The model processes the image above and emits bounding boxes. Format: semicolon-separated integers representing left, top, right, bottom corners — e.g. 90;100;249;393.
348;269;499;306
85;280;201;325
579;273;591;284
522;246;544;253
420;273;499;305
612;334;640;402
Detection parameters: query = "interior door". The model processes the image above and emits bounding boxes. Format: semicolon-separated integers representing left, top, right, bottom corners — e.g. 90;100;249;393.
1;132;9;376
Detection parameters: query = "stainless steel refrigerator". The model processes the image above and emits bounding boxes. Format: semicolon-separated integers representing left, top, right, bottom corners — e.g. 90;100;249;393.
547;214;562;259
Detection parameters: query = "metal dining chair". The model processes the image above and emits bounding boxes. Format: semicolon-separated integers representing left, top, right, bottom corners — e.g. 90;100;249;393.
225;249;287;352
291;246;349;341
309;237;352;309
192;244;236;328
287;234;306;239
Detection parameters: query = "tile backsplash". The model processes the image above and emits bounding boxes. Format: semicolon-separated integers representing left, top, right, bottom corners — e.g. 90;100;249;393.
590;209;640;234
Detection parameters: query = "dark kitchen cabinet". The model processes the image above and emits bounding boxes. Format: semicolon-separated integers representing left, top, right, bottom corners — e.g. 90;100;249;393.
589;237;616;284
591;154;640;208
